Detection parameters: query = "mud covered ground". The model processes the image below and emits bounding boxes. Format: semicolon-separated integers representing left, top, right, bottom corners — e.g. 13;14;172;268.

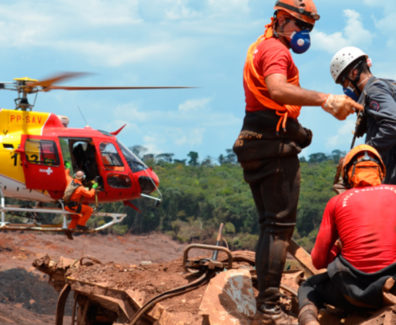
0;231;188;324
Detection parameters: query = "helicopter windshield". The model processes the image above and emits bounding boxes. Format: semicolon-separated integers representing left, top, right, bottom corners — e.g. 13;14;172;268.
117;141;147;172
99;142;124;170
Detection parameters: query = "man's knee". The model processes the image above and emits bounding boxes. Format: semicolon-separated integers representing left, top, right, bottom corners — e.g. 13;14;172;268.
81;205;93;216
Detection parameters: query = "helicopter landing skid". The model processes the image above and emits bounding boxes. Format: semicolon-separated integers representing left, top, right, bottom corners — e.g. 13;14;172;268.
0;204;127;235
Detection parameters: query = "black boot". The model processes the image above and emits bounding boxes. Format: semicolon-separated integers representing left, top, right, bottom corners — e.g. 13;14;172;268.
256;226;294;306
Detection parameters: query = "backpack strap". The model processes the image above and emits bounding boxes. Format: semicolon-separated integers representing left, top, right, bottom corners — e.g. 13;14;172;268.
63;180;81;202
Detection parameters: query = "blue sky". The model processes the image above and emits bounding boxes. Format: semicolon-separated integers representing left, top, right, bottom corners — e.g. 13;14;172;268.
0;0;394;162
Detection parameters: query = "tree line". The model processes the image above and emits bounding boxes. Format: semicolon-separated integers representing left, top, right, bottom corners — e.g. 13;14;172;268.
131;145;346;167
100;147;346;252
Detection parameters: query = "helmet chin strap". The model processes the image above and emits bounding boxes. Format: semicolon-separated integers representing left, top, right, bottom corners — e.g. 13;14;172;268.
358;76;370;88
347;61;365;96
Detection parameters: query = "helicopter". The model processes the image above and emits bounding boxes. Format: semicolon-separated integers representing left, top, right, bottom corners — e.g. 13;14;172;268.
0;73;190;237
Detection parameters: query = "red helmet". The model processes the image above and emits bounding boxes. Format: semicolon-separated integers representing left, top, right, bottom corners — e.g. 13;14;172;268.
274;0;320;25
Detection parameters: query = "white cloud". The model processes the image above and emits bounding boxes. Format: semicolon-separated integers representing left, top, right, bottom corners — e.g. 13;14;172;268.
0;0;257;68
312;31;349;53
60;0;141;26
103;96;240;155
326;118;356;148
139;127;205;155
207;0;250;16
343;10;373;44
178;97;211;113
375;12;396;34
142;135;163;155
174;127;205;146
53;39;181;67
362;1;396;9
313;9;373;53
114;104;149;123
149;0;251;21
362;0;378;6
164;0;201;20
0;2;142;50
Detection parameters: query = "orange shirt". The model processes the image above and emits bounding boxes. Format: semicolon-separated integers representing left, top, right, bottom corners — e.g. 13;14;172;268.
69;179;95;202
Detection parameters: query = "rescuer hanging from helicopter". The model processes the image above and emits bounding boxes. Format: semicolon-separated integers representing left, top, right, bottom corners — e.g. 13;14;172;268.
0;72;166;236
63;170;98;230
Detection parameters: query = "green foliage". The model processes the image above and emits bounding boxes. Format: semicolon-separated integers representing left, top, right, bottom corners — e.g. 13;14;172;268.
297;160;336;238
228;233;258;251
101;150;337;251
3;147;339;252
0;147;332;251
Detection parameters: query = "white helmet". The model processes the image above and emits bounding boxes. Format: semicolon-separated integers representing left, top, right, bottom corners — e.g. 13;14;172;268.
330;46;368;83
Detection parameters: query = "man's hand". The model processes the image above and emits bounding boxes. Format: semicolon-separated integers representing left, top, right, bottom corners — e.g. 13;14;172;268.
92;182;99;189
322;94;363;120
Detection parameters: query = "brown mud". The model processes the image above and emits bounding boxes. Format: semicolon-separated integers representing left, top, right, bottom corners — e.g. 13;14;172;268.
0;231;187;324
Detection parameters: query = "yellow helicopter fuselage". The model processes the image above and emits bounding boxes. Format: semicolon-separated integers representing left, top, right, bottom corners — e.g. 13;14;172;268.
0;109;58;202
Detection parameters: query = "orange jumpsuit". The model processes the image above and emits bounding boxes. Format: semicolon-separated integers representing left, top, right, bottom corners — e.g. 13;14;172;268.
65;178;96;229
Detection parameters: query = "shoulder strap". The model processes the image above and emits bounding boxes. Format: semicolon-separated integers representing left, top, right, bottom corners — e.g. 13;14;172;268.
63;180;81;202
243;35;301;132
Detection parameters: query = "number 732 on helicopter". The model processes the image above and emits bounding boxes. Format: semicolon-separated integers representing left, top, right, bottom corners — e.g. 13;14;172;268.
0;73;190;235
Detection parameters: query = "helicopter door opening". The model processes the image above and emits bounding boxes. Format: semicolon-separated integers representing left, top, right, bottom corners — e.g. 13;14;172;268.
60;138;101;186
19;136;66;192
99;142;132;189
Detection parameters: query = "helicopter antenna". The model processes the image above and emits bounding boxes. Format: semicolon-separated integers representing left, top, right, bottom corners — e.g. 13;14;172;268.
78;106;89;127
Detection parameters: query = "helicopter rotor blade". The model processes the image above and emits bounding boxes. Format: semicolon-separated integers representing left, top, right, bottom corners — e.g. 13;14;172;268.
46;85;194;91
26;72;90;91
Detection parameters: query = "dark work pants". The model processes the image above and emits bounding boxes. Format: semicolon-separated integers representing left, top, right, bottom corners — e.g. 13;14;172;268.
246;155;300;306
299;256;396;312
298;272;354;311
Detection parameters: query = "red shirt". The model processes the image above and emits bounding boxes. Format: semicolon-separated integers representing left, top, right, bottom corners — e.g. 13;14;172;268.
311;185;396;273
244;37;299;112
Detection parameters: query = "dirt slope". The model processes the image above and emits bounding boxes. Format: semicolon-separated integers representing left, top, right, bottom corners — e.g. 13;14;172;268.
0;231;187;324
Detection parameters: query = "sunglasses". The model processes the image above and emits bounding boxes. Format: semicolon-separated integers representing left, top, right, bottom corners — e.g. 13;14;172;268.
294;19;314;32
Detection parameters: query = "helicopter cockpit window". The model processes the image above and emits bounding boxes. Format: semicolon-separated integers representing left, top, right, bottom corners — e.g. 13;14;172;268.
25;139;60;166
100;142;124;171
117;141;146;173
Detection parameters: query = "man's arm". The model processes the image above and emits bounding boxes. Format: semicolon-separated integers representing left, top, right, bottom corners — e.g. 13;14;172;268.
365;83;396;151
265;73;363;120
78;187;96;200
311;197;340;269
